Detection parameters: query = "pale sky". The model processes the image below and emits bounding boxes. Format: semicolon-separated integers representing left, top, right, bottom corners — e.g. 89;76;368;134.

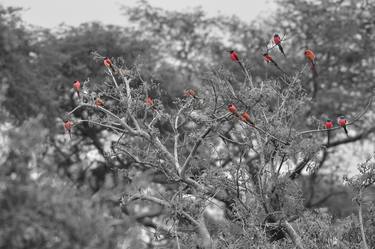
2;0;276;28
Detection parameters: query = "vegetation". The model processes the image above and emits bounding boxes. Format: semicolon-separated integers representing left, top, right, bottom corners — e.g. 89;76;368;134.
0;0;374;248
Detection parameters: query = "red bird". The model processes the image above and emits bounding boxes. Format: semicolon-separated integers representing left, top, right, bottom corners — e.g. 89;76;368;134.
229;50;239;62
95;97;104;107
73;80;81;98
263;53;276;65
184;89;197;98
324;119;333;129
146;96;154;107
337;115;348;136
228;104;237;114
273;34;286;56
104;57;115;72
228;50;248;74
263;53;285;73
241;112;254;126
64;120;74;139
304;49;318;76
324;118;333;144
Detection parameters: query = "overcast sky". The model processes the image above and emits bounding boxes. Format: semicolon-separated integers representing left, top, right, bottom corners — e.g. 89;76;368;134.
2;0;276;28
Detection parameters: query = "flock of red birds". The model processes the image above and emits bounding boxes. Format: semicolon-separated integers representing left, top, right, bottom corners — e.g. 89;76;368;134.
64;34;348;138
227;33;348;136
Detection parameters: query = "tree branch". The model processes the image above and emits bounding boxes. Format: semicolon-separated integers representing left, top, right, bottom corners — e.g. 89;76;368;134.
68;104;140;135
174;99;192;173
283;221;305;249
108;67;126;102
289;156;312;179
76;119;124;132
125;194;200;226
180;126;212;178
297;96;373;136
120;73;141;131
327;126;375;148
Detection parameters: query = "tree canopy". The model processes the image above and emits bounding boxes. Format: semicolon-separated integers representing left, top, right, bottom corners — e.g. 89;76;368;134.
0;1;374;248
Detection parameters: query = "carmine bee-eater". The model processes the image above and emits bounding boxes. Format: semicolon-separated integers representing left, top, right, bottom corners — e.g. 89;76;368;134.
104;57;115;72
304;49;318;76
324;119;333;129
95;97;104;107
324;118;333;144
337;115;349;136
241;112;255;126
228;104;238;114
229;50;239;62
263;53;286;74
184;89;197;98
228;50;247;73
146;96;154;107
273;34;286;56
64;120;74;139
73;80;81;98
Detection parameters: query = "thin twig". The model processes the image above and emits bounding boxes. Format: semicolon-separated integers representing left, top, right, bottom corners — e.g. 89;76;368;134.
174;100;192;172
180;127;212;177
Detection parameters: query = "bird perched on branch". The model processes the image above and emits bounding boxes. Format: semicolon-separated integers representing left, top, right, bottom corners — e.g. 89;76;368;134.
304;49;318;76
228;50;247;73
324;119;333;129
227;104;238;114
104;57;115;73
95;97;104;107
324;118;333;144
241;112;255;126
73;80;81;98
263;53;286;74
229;50;239;62
273;34;286;56
146;96;158;112
337;115;349;136
184;89;198;99
64;120;74;139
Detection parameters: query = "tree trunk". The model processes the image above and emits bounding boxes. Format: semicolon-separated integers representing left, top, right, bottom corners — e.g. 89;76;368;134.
358;189;369;249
